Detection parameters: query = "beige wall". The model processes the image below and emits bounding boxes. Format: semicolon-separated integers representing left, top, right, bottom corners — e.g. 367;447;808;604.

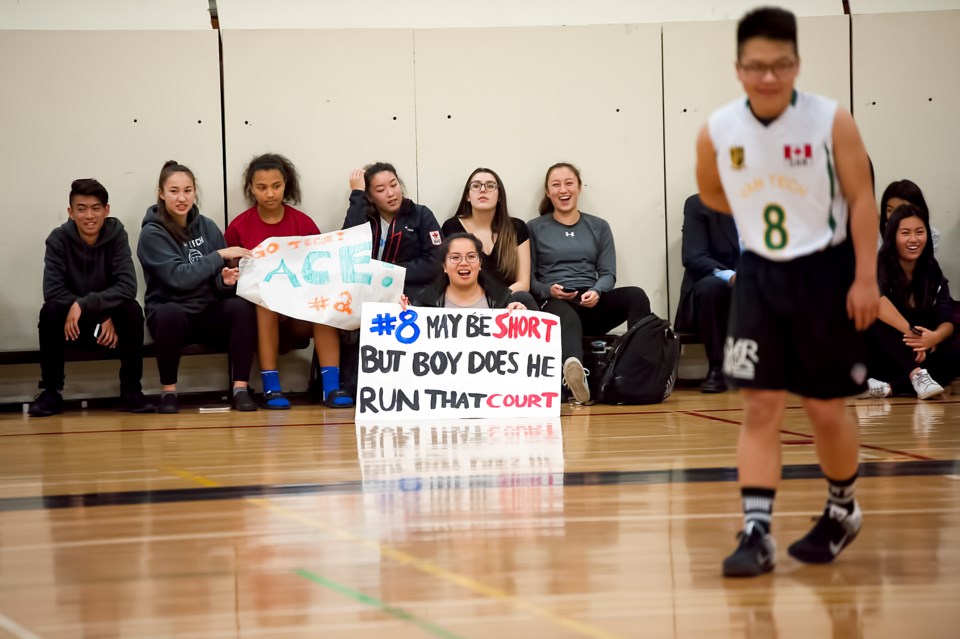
1;3;956;403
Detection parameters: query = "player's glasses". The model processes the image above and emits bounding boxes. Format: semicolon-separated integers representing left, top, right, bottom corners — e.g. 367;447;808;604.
447;253;480;264
469;181;498;192
738;59;797;79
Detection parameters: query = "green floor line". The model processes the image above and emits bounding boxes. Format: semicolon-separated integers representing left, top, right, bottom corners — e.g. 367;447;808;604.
293;568;465;639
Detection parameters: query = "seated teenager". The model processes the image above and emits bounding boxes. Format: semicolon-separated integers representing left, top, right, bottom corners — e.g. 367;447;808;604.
441;167;531;293
879;179;940;254
674;193;740;393
527;162;651;404
343;162;442;295
137;161;258;414
29;179;154;417
412;233;535;310
865;203;957;400
225;153;352;409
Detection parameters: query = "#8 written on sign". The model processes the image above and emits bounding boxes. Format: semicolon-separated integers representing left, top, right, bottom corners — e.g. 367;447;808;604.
357;304;562;419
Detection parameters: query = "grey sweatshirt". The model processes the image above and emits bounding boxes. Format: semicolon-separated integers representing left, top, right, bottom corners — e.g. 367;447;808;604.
526;212;617;301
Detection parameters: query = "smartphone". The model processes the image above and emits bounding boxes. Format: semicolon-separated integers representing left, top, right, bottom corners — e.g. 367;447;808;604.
561;286;577;294
93;323;102;339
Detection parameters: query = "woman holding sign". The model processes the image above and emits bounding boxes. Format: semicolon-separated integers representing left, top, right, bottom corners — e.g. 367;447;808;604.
527;162;652;404
441;168;531;293
137;161;258;414
225;154;352;409
343;162;442;295
413;233;535;310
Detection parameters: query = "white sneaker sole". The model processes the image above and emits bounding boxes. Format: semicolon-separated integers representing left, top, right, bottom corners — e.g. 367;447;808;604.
563;357;591;404
918;386;944;400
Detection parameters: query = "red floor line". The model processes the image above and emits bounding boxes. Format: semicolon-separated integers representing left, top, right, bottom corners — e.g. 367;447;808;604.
681;410;938;463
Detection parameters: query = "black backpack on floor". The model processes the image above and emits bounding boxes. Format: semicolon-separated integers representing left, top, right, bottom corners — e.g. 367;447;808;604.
595;314;680;405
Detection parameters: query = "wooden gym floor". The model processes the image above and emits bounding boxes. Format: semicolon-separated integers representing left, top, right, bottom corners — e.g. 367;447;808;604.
0;389;958;638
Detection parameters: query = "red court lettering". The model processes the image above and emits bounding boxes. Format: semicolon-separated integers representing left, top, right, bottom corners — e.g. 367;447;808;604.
486;392;559;409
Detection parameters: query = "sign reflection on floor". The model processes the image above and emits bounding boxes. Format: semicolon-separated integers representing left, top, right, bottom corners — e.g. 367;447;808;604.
356;419;564;539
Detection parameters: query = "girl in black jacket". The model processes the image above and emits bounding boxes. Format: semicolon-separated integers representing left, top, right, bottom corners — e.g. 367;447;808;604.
342;162;442;295
865;203;957;399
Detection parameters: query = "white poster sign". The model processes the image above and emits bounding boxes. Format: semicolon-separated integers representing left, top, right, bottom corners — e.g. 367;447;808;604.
236;224;404;330
357;302;563;421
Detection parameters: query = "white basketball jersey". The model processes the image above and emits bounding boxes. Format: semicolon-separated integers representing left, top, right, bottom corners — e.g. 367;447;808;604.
709;90;848;261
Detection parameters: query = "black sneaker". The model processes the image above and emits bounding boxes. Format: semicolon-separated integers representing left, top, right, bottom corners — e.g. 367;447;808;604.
231;388;257;412
788;502;862;564
701;366;728;393
28;389;63;417
119;391;156;414
723;521;776;577
158;393;179;415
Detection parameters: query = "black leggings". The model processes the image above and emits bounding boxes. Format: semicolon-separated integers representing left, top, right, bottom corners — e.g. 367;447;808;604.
867;321;959;393
541;286;651;362
146;298;257;386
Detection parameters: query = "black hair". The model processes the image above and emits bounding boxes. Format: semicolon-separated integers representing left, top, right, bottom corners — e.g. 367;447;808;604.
156;160;197;243
538;162;582;215
879;179;929;236
242;153;302;205
360;162;406;216
453;167;518;283
69;178;108;206
878;203;943;313
737;7;798;58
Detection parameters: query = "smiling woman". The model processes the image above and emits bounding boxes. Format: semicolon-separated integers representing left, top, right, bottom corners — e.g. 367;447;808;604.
411;233;536;311
866;203;957;399
527;162;652;405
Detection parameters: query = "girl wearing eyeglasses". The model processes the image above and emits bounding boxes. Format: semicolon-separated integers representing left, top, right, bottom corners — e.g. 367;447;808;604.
343;162;442;295
412;233;534;310
441;168;531;294
527;162;652;404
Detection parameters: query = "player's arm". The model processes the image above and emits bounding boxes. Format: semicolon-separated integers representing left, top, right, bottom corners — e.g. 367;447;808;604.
832;108;879;330
695;125;732;215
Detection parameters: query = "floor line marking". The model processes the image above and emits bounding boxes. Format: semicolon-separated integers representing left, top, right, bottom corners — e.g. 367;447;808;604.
293;568;464;639
164;467;624;639
0;612;42;639
680;410;938;462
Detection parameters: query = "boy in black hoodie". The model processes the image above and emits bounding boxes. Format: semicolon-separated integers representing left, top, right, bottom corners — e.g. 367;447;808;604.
29;179;154;416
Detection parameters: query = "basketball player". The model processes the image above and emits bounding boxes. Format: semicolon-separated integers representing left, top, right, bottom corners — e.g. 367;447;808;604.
696;7;879;577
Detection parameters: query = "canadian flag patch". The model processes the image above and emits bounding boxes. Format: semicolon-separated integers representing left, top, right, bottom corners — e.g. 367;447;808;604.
784;144;812;167
429;230;442;245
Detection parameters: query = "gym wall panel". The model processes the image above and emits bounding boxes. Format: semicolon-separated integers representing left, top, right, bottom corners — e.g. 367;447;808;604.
414;24;668;317
849;0;960;14
662;16;850;320
220;28;417;229
0;0;211;30
853;10;960;287
215;0;840;30
0;29;224;401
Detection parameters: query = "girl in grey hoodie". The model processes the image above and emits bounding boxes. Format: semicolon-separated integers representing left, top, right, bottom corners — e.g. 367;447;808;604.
137;161;258;414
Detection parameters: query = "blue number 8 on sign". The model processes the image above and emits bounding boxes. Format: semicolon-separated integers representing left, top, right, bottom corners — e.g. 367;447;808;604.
396;310;421;344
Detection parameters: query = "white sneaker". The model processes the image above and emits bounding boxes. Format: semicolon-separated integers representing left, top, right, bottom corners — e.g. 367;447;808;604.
563;357;591;404
856;378;891;399
911;369;944;400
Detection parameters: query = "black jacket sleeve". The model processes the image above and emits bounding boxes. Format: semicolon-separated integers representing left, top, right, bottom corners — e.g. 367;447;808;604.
681;195;730;280
41;231;78;308
343;190;372;230
396;205;442;287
